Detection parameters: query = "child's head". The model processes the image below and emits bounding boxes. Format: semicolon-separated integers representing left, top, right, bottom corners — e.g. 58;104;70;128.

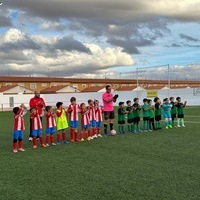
88;99;94;106
70;97;76;105
154;97;160;103
80;103;86;109
147;99;152;105
94;99;99;106
143;98;148;104
126;100;131;106
134;98;139;103
13;107;19;114
119;102;124;107
176;97;181;102
56;102;63;109
45;106;52;112
163;98;169;103
30;107;37;114
170;97;174;102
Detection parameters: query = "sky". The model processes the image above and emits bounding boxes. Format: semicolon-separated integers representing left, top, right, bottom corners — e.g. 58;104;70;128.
0;0;200;80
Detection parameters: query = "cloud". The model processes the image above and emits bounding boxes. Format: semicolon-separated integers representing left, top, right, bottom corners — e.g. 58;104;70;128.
179;34;199;42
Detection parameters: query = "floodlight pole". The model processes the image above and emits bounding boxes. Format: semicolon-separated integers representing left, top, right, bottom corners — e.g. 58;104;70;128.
168;64;170;97
136;67;139;97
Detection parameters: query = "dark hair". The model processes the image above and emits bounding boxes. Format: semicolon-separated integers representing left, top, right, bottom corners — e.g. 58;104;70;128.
56;102;63;109
106;85;111;90
80;103;85;108
126;100;131;104
169;97;174;101
176;97;181;101
13;107;19;114
163;98;168;102
45;106;51;112
134;98;139;102
88;99;93;104
154;97;159;103
143;98;148;103
70;97;76;103
147;99;152;104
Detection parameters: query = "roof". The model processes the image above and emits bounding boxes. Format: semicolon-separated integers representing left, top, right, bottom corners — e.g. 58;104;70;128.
0;85;17;92
81;86;105;92
41;85;79;94
0;76;199;85
146;85;169;90
0;85;33;93
115;86;137;91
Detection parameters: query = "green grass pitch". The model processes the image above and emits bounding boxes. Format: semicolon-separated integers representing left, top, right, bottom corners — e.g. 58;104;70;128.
0;107;200;200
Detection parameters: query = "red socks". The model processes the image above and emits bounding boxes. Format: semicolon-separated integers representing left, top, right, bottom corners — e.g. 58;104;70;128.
46;135;50;144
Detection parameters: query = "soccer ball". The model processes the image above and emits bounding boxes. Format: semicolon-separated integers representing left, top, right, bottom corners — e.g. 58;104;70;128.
110;129;117;136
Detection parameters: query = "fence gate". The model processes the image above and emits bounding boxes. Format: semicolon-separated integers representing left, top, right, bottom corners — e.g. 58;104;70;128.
9;97;14;107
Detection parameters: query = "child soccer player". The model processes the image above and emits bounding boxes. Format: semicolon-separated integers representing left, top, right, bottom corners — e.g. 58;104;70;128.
170;97;177;127
163;98;173;129
45;106;56;146
148;99;156;131
88;99;97;139
154;97;162;129
126;100;135;133
55;102;69;144
132;98;142;132
176;97;187;127
118;102;127;134
142;98;151;132
30;107;46;149
94;99;103;137
79;103;90;141
12;103;27;153
67;97;80;142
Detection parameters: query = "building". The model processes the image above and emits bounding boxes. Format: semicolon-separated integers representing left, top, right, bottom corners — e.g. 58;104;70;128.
0;76;199;93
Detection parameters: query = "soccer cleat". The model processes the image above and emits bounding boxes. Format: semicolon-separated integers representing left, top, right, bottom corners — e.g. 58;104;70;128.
28;137;33;141
13;149;18;153
87;137;91;141
168;125;172;129
18;148;25;152
177;125;180;127
46;144;50;147
51;143;57;146
63;140;69;144
182;125;185;127
70;139;75;143
97;134;103;137
166;126;169;129
41;144;46;147
80;138;84;142
93;134;98;139
56;142;62;145
90;136;94;140
33;145;37;149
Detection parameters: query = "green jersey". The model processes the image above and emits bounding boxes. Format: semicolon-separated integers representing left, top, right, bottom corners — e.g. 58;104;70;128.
149;105;155;118
176;103;185;115
142;103;150;117
155;102;162;116
126;106;134;120
118;107;126;121
132;103;141;117
170;101;177;115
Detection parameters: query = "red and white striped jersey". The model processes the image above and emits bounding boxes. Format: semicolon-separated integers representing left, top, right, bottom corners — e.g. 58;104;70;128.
46;113;56;128
80;109;90;126
31;113;42;130
88;105;96;121
95;106;103;122
13;109;27;131
67;104;80;121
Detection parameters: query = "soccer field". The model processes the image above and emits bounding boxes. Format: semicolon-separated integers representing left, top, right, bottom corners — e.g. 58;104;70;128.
0;107;200;200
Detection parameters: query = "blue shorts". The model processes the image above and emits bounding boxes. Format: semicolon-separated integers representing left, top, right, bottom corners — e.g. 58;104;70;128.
46;127;56;135
70;120;78;128
164;112;172;119
82;124;90;129
90;120;96;127
32;129;42;137
96;121;101;128
13;130;24;140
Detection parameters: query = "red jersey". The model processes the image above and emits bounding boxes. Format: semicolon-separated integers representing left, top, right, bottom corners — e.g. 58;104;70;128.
95;106;103;122
80;109;90;126
29;97;46;115
88;105;96;121
31;112;42;130
67;104;79;121
13;109;27;131
46;113;56;128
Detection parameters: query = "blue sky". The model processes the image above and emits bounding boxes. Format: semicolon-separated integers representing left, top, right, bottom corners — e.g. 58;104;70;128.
0;0;200;80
